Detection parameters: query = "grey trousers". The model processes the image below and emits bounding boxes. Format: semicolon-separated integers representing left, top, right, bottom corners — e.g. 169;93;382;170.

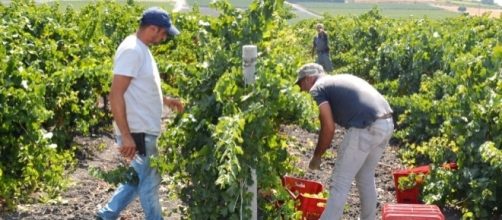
320;118;394;220
316;53;333;72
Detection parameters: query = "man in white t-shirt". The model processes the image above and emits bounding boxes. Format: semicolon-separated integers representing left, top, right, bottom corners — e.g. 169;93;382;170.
97;7;183;220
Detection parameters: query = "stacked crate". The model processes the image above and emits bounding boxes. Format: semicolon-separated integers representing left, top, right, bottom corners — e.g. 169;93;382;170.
382;204;445;220
392;163;457;203
392;165;430;203
385;163;457;219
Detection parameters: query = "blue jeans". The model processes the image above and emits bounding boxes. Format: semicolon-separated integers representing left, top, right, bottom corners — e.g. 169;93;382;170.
320;118;394;220
97;134;163;220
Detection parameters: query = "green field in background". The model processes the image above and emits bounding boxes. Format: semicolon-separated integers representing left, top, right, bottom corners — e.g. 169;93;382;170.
290;2;461;19
187;0;253;8
0;0;474;20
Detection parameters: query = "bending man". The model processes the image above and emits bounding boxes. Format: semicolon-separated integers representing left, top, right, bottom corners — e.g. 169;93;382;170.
295;63;393;220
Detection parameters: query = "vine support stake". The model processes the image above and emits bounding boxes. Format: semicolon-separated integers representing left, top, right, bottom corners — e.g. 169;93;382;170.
243;45;257;85
243;45;257;220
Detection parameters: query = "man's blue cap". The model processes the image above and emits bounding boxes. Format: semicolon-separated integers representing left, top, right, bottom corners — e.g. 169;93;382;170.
140;7;180;36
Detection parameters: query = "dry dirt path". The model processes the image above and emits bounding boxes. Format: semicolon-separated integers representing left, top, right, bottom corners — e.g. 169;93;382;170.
282;124;461;219
431;3;502;18
0;124;462;219
285;1;322;18
283;125;402;219
0;134;181;220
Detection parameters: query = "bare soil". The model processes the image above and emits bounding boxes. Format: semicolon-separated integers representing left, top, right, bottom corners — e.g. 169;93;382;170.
0;133;181;220
282;125;402;219
0;124;461;220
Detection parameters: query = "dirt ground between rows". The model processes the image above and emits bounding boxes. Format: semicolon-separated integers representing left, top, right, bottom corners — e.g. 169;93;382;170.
1;124;462;220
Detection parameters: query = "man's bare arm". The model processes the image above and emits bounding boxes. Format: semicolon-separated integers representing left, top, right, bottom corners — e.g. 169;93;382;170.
309;102;335;170
110;75;136;159
314;102;336;157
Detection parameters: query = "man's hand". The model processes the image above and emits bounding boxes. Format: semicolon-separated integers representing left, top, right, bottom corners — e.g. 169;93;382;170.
309;103;335;170
119;135;136;160
164;96;184;113
309;155;322;170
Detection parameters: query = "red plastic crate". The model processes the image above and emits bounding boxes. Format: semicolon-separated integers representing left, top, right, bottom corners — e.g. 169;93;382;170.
282;176;324;199
382;204;445;220
393;163;458;204
282;176;327;220
393;165;430;204
393;165;430;189
297;194;327;220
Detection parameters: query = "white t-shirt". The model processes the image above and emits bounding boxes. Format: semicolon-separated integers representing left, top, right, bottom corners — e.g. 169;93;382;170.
113;35;163;136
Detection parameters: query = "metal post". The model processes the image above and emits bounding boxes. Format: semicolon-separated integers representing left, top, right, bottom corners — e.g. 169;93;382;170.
242;45;257;220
